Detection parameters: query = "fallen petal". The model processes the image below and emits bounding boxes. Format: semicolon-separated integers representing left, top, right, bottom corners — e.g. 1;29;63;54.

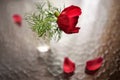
63;57;75;73
85;57;103;75
13;14;22;26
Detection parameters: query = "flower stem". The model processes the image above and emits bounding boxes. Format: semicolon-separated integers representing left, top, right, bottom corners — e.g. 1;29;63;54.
54;11;60;17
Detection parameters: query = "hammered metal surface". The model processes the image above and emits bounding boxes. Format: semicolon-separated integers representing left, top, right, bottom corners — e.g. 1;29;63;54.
0;0;120;80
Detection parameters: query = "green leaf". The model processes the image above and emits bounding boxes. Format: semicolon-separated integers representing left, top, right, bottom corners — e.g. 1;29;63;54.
25;1;62;41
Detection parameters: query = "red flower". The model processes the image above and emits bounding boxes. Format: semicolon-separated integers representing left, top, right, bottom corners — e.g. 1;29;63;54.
57;5;82;34
85;57;103;74
13;14;22;26
63;57;75;73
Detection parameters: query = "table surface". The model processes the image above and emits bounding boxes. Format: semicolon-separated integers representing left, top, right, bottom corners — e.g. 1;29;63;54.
0;0;120;80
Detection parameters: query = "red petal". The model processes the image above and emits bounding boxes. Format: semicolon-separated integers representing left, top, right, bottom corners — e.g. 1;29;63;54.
63;57;75;73
57;15;69;30
61;5;82;17
70;27;80;33
86;57;103;71
69;16;79;28
13;14;22;26
57;5;82;34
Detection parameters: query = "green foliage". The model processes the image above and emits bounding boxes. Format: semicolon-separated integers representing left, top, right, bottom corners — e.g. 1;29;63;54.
25;1;62;41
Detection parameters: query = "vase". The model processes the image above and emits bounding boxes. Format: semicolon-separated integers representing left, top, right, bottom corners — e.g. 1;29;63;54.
36;38;51;57
36;38;63;76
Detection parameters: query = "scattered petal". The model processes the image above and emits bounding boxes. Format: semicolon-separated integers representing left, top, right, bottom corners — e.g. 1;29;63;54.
13;14;22;26
63;57;75;73
85;57;103;75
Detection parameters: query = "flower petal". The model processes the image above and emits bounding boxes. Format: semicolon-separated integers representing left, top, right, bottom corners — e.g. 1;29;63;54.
63;57;75;73
57;5;82;34
62;5;82;17
85;57;103;74
13;14;22;26
70;27;80;33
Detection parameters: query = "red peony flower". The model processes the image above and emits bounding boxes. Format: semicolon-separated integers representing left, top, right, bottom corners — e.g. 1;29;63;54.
57;5;82;34
13;14;22;26
63;57;75;73
85;57;103;74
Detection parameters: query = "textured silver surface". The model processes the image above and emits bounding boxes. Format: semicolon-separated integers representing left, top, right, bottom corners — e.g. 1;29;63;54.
0;0;120;80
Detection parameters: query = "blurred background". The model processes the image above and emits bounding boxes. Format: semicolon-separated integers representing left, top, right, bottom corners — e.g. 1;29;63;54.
0;0;120;80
